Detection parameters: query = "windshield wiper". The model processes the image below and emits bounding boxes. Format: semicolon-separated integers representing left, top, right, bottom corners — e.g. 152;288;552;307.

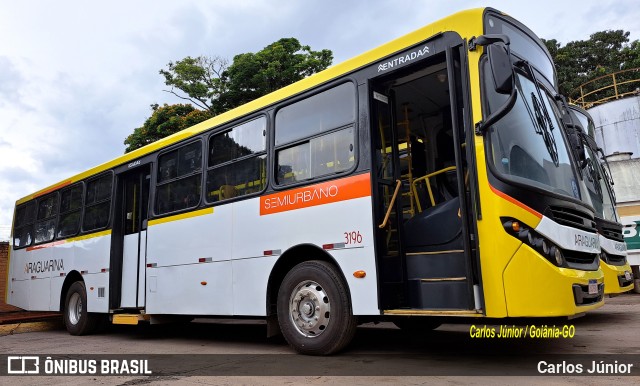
515;60;559;166
597;147;617;203
530;92;559;166
585;156;603;201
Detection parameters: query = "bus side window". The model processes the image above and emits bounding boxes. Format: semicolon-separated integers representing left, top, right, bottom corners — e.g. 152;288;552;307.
156;141;203;215
275;83;356;186
83;173;113;232
206;117;267;203
57;183;83;239
34;192;59;244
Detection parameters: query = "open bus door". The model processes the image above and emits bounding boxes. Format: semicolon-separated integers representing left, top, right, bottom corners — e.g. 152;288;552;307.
371;46;479;313
110;164;151;310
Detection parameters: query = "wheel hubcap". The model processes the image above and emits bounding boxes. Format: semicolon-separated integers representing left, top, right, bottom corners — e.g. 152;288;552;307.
289;280;330;337
68;293;82;325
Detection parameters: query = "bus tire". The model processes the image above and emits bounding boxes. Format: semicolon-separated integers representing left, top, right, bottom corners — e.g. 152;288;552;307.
277;260;357;355
63;281;98;335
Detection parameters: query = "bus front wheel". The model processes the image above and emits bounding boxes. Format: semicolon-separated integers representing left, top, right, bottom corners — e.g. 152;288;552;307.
277;260;357;355
64;281;98;335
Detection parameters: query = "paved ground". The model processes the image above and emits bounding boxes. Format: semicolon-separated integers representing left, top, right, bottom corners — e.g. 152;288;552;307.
1;294;639;385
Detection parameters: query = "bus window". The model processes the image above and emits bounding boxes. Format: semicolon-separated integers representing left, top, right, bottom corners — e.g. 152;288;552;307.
275;83;356;185
57;183;83;238
34;193;59;244
156;141;202;214
83;173;113;231
275;82;355;147
311;127;354;176
13;201;36;248
277;126;355;185
206;117;267;202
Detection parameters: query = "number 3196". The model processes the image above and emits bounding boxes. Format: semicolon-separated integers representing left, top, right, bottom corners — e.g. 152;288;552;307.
344;231;363;245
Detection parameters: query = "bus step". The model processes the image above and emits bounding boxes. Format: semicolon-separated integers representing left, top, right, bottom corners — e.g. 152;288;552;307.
408;278;470;309
112;314;149;325
405;250;466;279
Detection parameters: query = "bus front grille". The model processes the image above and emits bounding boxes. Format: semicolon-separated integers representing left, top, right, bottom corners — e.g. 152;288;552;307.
548;206;596;233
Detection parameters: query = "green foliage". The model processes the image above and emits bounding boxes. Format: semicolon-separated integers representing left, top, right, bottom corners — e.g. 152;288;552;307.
542;30;640;98
159;56;229;114
220;38;333;110
160;37;332;114
124;104;212;153
125;38;333;153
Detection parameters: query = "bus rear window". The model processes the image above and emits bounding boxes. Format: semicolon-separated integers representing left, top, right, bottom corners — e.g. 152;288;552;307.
13;201;36;248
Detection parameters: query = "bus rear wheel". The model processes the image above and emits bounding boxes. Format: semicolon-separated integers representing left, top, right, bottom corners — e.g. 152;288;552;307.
64;281;98;335
277;260;357;355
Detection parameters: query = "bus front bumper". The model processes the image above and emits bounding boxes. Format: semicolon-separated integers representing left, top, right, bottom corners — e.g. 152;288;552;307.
502;244;604;317
601;261;634;294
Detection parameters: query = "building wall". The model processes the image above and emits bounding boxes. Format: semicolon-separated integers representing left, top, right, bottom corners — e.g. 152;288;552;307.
589;95;640;268
590;95;640;159
0;242;21;312
608;158;640;267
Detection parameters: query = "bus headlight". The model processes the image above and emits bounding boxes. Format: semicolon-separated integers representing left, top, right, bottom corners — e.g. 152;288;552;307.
502;217;565;267
541;239;550;255
551;246;564;266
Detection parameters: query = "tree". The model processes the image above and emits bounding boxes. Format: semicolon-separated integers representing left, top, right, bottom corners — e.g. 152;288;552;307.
542;30;640;98
160;38;332;114
159;56;229;114
126;37;332;153
220;38;333;109
124;104;212;153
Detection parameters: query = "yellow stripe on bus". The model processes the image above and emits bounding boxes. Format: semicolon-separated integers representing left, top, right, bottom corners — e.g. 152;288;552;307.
148;207;214;227
69;230;112;242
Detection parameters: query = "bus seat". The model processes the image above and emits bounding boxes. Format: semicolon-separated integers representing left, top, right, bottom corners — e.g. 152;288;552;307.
403;197;462;253
219;185;237;200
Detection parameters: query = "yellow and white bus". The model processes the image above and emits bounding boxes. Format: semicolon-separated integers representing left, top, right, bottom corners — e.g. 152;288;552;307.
564;105;634;293
7;8;604;355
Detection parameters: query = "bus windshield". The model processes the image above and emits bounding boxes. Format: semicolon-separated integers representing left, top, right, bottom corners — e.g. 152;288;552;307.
571;108;619;223
486;70;581;200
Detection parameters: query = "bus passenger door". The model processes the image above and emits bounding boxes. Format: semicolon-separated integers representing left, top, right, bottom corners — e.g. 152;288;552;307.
370;52;477;311
111;165;150;309
371;88;406;309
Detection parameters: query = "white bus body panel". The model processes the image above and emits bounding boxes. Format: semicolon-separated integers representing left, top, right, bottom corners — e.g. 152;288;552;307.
146;205;233;314
146;190;379;316
7;233;112;313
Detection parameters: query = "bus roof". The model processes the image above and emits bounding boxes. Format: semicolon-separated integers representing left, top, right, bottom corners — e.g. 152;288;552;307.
17;7;489;205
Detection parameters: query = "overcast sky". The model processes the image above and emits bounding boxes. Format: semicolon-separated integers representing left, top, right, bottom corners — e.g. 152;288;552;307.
0;0;638;241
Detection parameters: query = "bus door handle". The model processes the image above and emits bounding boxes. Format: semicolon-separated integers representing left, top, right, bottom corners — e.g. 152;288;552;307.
379;179;402;229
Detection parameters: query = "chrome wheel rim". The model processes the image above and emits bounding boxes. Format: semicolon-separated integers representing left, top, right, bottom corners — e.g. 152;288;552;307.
68;292;82;325
289;280;330;338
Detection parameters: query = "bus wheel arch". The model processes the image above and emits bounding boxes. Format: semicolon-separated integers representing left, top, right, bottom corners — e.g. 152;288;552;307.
59;271;83;312
61;275;98;335
267;244;357;355
266;244;351;316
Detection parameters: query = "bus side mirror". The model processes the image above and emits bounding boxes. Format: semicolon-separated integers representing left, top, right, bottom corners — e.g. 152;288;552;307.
567;130;587;167
487;43;514;94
